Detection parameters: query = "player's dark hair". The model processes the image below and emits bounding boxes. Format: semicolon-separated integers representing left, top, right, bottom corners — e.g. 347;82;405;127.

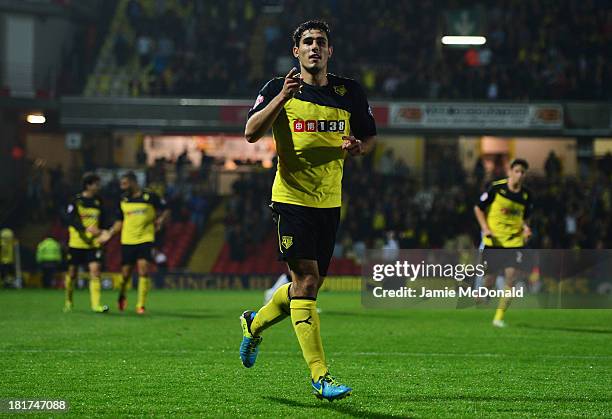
510;158;529;170
292;20;331;47
121;171;138;183
82;172;100;190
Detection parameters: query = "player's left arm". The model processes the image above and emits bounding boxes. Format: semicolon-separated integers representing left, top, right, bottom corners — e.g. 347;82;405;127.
343;80;377;156
522;191;533;240
152;193;170;231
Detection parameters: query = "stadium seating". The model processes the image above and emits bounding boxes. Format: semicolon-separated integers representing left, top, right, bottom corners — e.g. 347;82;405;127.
82;0;610;101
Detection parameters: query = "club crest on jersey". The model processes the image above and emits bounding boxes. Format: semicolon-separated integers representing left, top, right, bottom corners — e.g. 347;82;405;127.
282;236;293;249
293;119;346;133
333;85;347;96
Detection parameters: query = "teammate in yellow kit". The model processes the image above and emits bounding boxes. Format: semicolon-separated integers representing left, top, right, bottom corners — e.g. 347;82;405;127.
64;172;109;313
102;172;169;314
474;159;533;327
239;20;377;401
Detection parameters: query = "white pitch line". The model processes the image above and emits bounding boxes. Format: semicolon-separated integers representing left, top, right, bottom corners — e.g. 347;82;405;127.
0;348;610;360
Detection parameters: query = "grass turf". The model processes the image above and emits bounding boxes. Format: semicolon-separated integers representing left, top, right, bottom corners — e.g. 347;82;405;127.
0;289;611;418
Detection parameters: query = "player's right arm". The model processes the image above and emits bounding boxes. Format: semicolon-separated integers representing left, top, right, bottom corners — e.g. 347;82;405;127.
98;200;123;244
474;187;496;238
244;68;300;143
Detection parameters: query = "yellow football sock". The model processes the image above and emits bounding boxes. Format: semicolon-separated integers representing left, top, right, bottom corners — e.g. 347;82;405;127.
290;298;327;381
494;287;513;321
136;276;151;309
65;274;74;304
89;276;102;310
251;283;291;336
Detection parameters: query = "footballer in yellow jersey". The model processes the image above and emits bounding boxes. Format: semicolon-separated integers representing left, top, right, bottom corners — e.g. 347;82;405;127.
64;172;109;313
239;20;377;400
474;158;533;327
104;171;169;314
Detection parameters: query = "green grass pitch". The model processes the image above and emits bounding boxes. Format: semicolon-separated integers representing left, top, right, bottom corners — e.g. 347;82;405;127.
0;289;611;417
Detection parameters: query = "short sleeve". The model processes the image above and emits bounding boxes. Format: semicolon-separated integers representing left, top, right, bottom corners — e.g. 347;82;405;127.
151;192;166;210
476;186;496;211
247;79;283;120
349;81;377;140
116;199;124;221
67;197;85;231
523;191;533;219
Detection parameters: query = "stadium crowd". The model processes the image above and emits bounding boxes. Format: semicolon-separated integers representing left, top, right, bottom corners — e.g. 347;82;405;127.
223;151;612;261
90;0;612;100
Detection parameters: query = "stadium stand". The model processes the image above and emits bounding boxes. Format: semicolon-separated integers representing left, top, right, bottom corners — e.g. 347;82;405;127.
83;0;611;100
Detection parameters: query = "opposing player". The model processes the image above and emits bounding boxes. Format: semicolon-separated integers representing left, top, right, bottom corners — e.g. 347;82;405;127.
239;20;377;401
102;171;169;314
474;159;532;327
64;172;109;313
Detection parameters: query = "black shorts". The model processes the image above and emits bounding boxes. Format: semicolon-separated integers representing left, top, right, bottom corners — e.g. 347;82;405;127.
270;201;340;277
121;243;153;266
67;247;103;267
482;246;528;274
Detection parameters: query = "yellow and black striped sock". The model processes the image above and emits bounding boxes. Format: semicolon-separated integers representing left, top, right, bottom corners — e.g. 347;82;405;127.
291;298;328;381
89;276;102;310
136;276;151;309
251;283;291;336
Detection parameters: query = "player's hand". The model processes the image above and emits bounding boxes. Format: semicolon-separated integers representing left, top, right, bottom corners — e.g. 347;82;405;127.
482;227;493;238
523;224;532;239
341;136;364;156
154;218;164;232
97;229;112;244
280;67;301;100
86;225;101;237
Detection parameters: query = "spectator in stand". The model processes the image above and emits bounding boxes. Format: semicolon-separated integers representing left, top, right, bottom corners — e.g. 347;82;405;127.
87;0;609;101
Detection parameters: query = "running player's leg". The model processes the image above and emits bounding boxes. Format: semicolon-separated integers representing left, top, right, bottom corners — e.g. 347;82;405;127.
119;244;135;311
88;260;108;313
64;263;77;312
246;204;298;338
493;266;517;326
118;263;132;311
250;280;291;336
135;257;151;313
288;258;328;382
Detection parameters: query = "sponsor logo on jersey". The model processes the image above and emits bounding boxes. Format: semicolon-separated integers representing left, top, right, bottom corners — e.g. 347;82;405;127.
500;207;522;217
293;119;346;133
126;209;148;216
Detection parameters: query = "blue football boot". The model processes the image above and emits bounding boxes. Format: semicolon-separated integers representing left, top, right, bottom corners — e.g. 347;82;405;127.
239;310;262;368
312;373;352;401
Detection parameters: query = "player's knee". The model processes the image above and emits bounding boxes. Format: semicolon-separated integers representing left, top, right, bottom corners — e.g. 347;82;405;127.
136;260;148;276
292;274;319;297
89;264;101;277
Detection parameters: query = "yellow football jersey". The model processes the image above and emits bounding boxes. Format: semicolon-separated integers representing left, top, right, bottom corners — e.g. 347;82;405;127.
248;74;377;208
477;179;533;248
67;194;104;249
117;190;166;245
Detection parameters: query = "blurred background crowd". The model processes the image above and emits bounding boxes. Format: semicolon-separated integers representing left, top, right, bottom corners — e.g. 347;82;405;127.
54;0;612;100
